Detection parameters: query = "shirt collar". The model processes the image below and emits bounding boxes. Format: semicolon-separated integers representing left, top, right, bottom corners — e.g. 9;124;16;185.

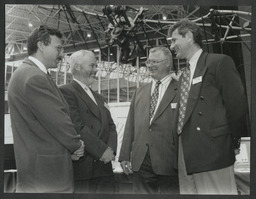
188;49;203;67
73;78;90;91
28;56;48;74
153;74;172;86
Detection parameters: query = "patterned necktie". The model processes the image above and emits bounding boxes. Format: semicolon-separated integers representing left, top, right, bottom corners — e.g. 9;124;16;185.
149;80;161;119
177;66;191;135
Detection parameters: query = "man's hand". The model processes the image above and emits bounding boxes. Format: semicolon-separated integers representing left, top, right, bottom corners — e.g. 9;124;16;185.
234;148;241;155
120;161;133;175
72;140;84;161
100;147;115;164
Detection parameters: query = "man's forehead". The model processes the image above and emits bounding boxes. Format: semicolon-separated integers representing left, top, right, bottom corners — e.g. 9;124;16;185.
82;54;96;62
50;35;63;44
149;51;164;58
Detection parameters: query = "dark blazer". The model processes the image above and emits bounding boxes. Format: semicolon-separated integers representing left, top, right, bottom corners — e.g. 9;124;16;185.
59;81;117;180
173;52;248;174
119;78;178;176
7;58;81;193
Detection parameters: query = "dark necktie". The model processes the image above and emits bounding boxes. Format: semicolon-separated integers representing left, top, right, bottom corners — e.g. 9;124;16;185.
177;66;191;135
149;80;161;119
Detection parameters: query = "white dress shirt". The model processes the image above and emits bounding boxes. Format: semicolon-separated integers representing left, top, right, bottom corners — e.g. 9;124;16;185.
28;56;48;74
188;49;203;88
150;74;172;122
73;78;98;105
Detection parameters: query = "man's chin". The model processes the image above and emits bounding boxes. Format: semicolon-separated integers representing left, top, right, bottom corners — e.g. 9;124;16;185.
150;74;156;79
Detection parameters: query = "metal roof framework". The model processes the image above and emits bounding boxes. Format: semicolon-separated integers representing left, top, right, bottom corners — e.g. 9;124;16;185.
5;5;251;62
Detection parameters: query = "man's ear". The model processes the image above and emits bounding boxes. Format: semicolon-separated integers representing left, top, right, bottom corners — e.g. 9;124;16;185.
37;41;45;52
74;63;80;71
186;31;194;43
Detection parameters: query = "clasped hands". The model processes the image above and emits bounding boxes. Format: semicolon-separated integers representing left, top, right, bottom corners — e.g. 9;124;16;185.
100;147;115;164
71;140;85;161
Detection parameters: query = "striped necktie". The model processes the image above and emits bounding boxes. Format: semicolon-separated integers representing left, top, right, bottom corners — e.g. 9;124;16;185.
149;80;161;119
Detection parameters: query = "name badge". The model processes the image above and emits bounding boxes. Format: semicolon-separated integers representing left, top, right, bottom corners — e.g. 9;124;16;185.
171;103;177;109
192;76;202;85
104;102;110;110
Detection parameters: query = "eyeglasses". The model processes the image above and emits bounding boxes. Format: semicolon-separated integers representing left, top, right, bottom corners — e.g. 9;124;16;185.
145;59;168;66
90;63;98;68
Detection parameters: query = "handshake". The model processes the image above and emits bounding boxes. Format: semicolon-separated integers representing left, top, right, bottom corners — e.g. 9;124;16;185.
71;140;85;161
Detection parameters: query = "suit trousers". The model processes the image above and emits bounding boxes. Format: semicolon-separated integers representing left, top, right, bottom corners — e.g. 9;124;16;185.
132;148;179;194
178;136;238;194
74;175;115;193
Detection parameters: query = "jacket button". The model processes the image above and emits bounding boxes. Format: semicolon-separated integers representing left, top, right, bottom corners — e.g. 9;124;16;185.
198;112;202;115
196;127;201;131
200;96;204;100
149;128;152;132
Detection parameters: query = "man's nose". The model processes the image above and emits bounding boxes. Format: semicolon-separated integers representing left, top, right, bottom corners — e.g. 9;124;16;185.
93;66;98;72
170;43;175;50
59;51;64;57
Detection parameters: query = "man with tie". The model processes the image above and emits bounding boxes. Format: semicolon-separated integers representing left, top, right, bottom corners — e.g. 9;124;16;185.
168;19;249;194
7;25;85;193
59;50;117;193
118;46;179;194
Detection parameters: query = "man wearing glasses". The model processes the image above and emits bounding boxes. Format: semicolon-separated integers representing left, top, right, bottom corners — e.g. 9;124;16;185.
59;50;117;193
119;46;179;193
7;25;85;193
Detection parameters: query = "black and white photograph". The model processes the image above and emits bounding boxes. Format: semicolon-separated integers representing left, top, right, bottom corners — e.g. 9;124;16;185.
2;1;254;199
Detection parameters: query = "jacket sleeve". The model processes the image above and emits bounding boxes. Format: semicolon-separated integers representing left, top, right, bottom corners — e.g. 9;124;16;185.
118;91;136;162
25;75;81;153
106;109;118;154
216;55;249;148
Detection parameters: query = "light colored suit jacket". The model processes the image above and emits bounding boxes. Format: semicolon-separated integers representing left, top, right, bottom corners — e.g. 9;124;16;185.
119;79;178;176
172;52;249;174
7;58;81;193
59;81;117;180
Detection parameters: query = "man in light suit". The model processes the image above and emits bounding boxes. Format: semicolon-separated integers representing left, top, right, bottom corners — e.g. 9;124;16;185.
118;47;179;194
59;50;117;193
168;19;249;194
7;25;84;193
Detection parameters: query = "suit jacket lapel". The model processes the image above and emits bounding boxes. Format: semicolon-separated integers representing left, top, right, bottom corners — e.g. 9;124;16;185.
93;92;107;137
71;81;101;120
183;52;209;125
151;79;178;124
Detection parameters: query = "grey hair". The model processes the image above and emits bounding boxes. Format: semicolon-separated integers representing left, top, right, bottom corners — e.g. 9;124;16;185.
149;46;173;68
69;50;95;74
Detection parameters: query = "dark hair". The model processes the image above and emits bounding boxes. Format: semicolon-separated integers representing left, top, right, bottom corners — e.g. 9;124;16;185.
168;18;202;48
27;25;63;56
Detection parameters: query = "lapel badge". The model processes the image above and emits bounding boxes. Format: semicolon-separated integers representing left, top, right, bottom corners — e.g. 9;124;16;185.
192;76;202;85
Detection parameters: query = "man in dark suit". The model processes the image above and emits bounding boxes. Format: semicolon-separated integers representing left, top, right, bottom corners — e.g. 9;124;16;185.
59;50;117;193
118;47;179;194
168;19;249;194
7;25;84;193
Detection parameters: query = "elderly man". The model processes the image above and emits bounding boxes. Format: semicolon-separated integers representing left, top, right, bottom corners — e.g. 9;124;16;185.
59;50;117;193
119;46;179;194
7;25;84;193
